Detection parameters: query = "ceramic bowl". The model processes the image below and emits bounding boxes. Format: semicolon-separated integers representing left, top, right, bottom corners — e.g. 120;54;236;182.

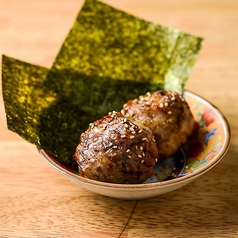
38;91;231;200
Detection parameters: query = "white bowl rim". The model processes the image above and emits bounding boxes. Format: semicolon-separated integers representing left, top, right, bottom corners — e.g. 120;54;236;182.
38;90;231;189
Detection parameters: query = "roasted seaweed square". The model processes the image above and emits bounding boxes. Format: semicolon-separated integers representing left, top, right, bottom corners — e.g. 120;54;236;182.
2;56;93;164
45;0;203;117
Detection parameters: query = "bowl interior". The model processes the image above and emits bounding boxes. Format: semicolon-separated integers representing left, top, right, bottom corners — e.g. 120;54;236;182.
182;91;230;176
39;91;231;188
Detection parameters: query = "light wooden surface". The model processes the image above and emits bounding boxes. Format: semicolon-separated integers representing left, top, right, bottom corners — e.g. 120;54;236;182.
0;0;238;237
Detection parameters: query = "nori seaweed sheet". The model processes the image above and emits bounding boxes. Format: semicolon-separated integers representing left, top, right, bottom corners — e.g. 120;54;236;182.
45;0;203;107
2;55;90;164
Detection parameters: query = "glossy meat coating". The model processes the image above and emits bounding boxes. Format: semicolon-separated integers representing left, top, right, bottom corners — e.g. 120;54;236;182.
73;112;158;184
121;90;195;158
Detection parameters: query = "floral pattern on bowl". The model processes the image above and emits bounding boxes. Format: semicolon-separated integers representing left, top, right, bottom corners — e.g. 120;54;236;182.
182;91;229;175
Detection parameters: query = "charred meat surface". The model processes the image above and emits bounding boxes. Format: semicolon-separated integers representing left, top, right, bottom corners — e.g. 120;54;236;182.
121;90;195;158
73;111;158;184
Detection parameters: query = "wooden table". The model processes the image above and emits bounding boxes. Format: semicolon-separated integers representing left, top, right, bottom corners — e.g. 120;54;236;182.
1;0;238;237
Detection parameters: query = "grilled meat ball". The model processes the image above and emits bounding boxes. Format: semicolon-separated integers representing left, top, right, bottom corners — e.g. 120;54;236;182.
121;90;195;158
73;111;158;184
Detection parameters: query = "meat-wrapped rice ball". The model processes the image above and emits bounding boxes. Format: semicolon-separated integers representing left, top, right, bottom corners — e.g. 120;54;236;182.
121;90;195;158
73;111;158;184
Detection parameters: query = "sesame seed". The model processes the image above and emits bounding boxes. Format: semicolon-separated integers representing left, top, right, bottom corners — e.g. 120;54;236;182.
131;131;136;134
89;123;94;128
138;155;142;158
171;96;176;101
130;135;135;139
123;118;127;123
108;142;113;147
142;138;148;142
124;124;129;128
168;111;172;114
140;146;143;151
128;155;132;159
155;158;158;162
143;152;145;156
121;135;126;138
159;103;164;108
112;145;118;149
180;96;185;101
141;160;145;163
164;102;168;107
126;149;130;153
138;130;143;134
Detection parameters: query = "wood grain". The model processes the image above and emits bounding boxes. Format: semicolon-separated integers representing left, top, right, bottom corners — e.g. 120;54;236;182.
1;0;238;237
